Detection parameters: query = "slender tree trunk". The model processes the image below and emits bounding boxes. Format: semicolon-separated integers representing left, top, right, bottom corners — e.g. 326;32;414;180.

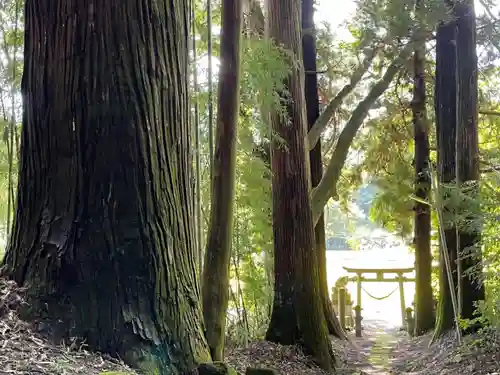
265;0;334;370
454;0;485;328
434;20;459;338
192;1;204;277
412;0;434;335
202;0;243;361
301;0;346;340
2;1;211;372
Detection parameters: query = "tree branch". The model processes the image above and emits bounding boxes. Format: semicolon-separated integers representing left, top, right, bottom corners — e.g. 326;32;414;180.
479;109;500;116
306;47;378;151
310;42;415;225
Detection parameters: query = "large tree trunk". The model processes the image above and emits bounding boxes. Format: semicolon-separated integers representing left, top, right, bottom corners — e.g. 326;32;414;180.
433;20;459;339
412;0;434;335
454;0;485;327
3;1;211;372
301;0;347;340
265;0;334;371
202;0;243;361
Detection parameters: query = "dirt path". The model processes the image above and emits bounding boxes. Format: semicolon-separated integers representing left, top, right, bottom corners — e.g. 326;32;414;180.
339;318;500;375
341;319;420;374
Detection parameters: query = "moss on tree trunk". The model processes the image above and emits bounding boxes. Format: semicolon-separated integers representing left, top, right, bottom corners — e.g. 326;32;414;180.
412;0;434;335
264;0;334;371
3;0;211;372
302;0;347;340
434;20;459;338
202;0;243;361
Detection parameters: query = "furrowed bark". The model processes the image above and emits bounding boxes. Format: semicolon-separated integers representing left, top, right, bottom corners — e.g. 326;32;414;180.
3;0;211;372
412;0;434;335
433;20;459;339
311;43;414;225
202;0;243;361
243;0;265;36
306;48;378;151
454;0;485;328
265;0;334;370
302;0;347;340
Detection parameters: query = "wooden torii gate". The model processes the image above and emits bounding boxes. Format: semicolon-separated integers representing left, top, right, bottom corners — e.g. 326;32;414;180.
342;266;415;326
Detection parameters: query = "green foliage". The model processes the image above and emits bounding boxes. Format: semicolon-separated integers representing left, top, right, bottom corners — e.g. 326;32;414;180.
223;36;295;344
350;108;415;238
5;0;500;354
196;33;291;344
0;0;22;255
240;37;291;138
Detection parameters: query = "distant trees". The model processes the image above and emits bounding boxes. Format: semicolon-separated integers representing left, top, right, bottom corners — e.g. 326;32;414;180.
3;0;210;373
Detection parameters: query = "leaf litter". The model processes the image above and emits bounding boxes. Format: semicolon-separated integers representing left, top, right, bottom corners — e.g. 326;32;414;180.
1;275;500;375
389;329;500;375
0;278;136;375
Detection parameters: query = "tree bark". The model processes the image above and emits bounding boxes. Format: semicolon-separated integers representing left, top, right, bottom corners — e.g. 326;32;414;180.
3;1;211;372
434;20;459;338
202;0;243;361
243;0;265;37
302;0;347;340
265;0;334;370
454;0;485;328
412;0;434;335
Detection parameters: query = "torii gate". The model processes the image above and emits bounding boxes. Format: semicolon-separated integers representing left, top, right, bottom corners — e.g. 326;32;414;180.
342;266;415;326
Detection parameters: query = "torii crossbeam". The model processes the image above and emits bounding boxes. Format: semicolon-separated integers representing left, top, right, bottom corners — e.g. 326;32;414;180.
342;266;415;326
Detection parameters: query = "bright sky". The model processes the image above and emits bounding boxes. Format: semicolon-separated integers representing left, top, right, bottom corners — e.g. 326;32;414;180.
196;0;500;88
316;0;357;33
317;0;498;29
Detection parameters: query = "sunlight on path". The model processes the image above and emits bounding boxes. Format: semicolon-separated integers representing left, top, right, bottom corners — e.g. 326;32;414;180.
328;249;414;373
365;330;398;374
348;320;401;375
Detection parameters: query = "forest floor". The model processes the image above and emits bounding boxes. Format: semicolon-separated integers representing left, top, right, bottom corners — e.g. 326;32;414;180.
226;319;500;375
0;278;136;374
0;277;499;375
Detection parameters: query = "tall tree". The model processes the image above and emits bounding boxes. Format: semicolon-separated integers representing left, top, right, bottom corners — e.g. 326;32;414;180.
302;0;346;339
2;0;211;372
412;0;434;335
265;0;334;370
434;19;459;338
454;0;485;326
242;0;414;231
202;0;243;361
